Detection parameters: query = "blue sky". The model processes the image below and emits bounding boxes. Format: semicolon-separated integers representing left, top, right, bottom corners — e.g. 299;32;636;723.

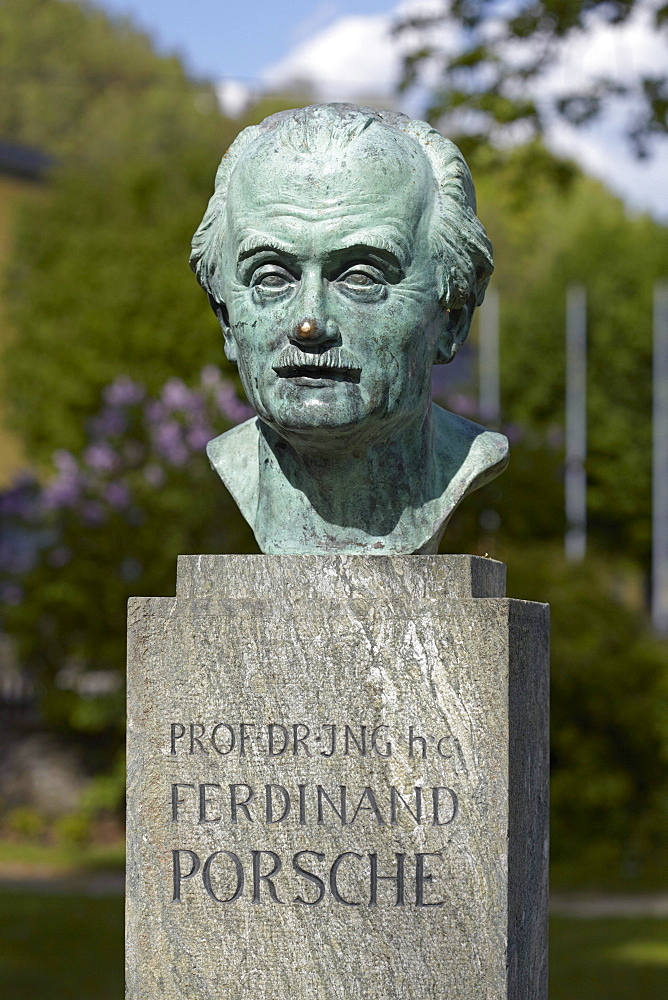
91;1;667;218
92;1;398;82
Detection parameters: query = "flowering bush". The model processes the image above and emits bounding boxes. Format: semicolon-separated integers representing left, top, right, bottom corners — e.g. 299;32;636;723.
0;367;255;740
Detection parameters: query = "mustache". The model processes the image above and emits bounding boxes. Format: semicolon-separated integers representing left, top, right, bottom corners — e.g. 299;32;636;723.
273;345;362;381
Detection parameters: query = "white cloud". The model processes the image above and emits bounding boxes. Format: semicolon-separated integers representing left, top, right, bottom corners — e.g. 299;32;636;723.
261;0;456;106
256;0;668;217
548;116;668;221
262;13;400;103
536;1;668;218
541;1;668;95
291;2;342;45
216;79;255;117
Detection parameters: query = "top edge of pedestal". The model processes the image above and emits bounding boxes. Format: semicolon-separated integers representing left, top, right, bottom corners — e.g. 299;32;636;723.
175;554;506;600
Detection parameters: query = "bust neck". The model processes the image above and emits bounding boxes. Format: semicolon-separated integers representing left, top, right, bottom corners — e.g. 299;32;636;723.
206;404;508;555
255;410;437;553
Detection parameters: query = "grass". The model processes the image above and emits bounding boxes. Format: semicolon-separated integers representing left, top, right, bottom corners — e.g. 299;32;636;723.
550;916;668;999
0;889;666;999
0;890;124;1000
0;838;125;877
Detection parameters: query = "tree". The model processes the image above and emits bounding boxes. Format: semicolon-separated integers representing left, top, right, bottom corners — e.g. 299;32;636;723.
481;172;668;566
510;545;668;884
0;1;303;464
394;0;668;159
0;0;223;161
0;370;255;754
5;149;232;460
0;0;239;461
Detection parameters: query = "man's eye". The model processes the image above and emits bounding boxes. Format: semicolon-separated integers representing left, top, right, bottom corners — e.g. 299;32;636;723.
339;269;382;288
254;272;290;288
249;266;294;291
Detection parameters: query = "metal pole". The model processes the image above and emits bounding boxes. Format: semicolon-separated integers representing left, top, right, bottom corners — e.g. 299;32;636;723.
652;282;668;634
565;284;587;561
479;287;500;426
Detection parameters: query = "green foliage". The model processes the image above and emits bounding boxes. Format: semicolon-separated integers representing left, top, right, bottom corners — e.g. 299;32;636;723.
438;159;668;571
78;753;125;815
441;425;668;881
2;374;256;745
550;917;668;999
4;806;46;841
510;547;668;882
51;750;127;843
6;150;230;459
474;172;668;565
393;0;668;158
0;891;666;1000
1;0;667;890
53;811;91;848
0;0;222;161
0;0;303;463
0;0;240;461
0;889;124;999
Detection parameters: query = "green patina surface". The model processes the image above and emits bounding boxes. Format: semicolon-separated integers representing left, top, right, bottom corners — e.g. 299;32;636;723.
191;104;508;554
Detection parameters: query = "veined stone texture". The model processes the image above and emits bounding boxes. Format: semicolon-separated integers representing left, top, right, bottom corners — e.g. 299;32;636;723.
126;555;548;1000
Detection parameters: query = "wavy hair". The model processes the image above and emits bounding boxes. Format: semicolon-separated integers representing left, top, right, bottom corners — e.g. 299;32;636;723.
191;104;493;320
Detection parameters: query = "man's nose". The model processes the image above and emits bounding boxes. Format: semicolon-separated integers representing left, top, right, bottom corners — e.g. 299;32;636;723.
290;272;339;347
293;317;339;344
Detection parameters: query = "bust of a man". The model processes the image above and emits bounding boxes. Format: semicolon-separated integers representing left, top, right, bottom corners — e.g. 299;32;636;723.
191;104;507;554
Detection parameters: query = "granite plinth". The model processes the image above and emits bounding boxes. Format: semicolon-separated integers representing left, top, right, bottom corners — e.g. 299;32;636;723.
126;555;548;1000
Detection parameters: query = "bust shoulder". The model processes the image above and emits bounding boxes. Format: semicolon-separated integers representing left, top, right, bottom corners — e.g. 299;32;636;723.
206;418;261;526
431;404;508;499
206;408;508;553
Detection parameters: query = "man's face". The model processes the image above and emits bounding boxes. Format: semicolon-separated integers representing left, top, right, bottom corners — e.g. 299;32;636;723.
219;127;444;450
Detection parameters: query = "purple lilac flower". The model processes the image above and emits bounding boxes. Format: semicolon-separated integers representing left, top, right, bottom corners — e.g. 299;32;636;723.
104;482;131;509
0;535;38;575
430;367;450;399
43;454;83;510
186;426;213;450
162;378;199;412
0;583;23;606
89;408;127;438
103;376;145;407
503;423;524;445
152;421;189;466
53;450;79;476
0;478;39;519
200;365;222;388
143;464;166;487
84;443;118;473
43;479;79;509
48;545;72;568
216;384;253;424
145;400;168;425
447;394;478;418
81;500;107;525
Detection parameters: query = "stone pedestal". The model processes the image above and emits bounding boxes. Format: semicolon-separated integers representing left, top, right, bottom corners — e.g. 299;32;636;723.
126;555;548;1000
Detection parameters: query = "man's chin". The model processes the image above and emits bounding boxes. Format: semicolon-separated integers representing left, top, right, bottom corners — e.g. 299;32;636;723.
255;385;367;431
258;401;374;448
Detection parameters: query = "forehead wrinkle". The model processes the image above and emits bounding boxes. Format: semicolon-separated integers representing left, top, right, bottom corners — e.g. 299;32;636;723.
234;197;399;225
230;149;434;220
233;222;413;270
228;164;434;269
236;232;294;260
333;231;409;266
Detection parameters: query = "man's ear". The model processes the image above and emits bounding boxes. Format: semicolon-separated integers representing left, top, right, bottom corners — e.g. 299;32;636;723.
207;294;237;365
435;291;477;364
